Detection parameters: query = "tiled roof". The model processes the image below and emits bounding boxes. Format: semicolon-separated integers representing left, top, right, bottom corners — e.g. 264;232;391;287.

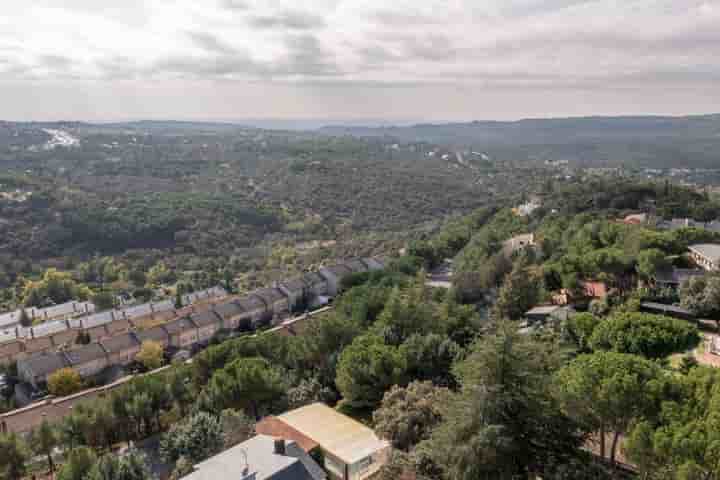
213;300;245;320
21;352;68;377
236;295;267;312
163;317;197;335
256;416;320;452
190;310;222;327
80;311;115;329
184;435;323;480
121;303;153;319
64;343;107;366
302;272;326;286
321;264;353;278
135;325;169;344
152;300;174;313
280;276;307;293
344;259;369;273
100;332;140;353
30;320;69;339
253;287;287;305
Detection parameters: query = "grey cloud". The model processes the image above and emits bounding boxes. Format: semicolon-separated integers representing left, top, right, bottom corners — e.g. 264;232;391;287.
38;54;73;69
145;34;338;79
248;10;326;30
370;9;442;26
220;0;248;11
187;32;239;55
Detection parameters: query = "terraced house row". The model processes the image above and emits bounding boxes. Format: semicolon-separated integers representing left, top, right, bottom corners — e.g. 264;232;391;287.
13;257;386;393
0;287;228;366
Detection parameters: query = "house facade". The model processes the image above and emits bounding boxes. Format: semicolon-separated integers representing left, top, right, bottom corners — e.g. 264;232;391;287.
135;325;171;349
17;352;69;388
270;403;390;480
163;317;199;349
190;310;223;344
213;300;247;330
689;244;720;271
100;333;141;366
319;264;354;296
64;344;109;378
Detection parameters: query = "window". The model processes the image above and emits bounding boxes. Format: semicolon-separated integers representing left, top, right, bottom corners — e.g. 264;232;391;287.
356;456;373;473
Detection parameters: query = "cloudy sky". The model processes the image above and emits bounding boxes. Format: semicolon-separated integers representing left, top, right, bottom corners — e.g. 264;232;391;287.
1;0;719;123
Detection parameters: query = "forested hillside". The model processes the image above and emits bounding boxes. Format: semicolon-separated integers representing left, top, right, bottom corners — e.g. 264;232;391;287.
322;114;720;168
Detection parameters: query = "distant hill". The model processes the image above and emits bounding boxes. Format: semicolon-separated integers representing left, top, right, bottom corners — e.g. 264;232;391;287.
320;114;720;168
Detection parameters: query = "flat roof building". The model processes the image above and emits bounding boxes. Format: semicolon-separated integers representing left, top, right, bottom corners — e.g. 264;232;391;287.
273;403;390;480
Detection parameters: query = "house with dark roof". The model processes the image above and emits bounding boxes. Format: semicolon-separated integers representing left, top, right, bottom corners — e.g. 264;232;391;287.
236;295;270;327
105;316;133;337
100;332;141;366
213;300;248;331
252;287;290;321
344;259;369;275
17;352;69;388
135;325;171;349
182;435;326;480
303;272;329;299
0;337;24;366
22;335;54;356
319;264;354;296
163;317;199;349
278;276;308;312
191;310;223;344
654;268;706;289
64;343;109;378
525;305;574;324
361;258;385;271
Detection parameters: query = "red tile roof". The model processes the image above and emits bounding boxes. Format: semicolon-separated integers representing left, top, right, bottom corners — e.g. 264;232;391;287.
255;416;319;452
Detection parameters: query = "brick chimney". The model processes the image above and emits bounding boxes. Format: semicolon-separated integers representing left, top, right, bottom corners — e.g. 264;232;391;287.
273;438;286;455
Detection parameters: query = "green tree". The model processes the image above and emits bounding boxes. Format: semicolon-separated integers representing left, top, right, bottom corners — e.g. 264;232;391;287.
680;276;720;329
220;409;255;448
562;312;600;353
401;333;460;387
56;447;97;480
48;367;83;397
335;334;407;409
555;351;663;464
0;433;29;480
85;449;154;480
624;366;720;479
427;322;585;479
21;268;92;307
203;357;286;419
373;381;447;452
493;261;541;320
30;420;59;474
589;312;699;359
287;377;335;409
160;411;224;464
636;248;670;280
92;290;116;311
136;341;164;371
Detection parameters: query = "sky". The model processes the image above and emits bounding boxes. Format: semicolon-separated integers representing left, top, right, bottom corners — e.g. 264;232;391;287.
1;0;719;123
